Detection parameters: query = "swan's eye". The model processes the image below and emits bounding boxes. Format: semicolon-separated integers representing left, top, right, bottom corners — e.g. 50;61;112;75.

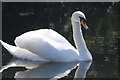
79;16;86;23
79;16;84;21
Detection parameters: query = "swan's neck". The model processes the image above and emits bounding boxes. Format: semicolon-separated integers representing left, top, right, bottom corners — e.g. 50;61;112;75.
71;20;92;60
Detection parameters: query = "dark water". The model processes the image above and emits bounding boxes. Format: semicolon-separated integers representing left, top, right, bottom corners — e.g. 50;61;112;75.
1;2;119;79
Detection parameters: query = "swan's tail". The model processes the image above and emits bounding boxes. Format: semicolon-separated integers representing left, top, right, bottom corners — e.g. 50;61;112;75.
0;40;17;53
0;40;49;61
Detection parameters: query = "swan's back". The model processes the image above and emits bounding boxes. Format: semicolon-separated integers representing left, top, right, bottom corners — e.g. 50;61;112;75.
14;29;79;62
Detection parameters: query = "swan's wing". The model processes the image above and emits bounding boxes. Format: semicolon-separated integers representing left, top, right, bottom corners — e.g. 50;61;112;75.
15;29;74;49
0;40;49;62
36;29;73;49
14;29;79;62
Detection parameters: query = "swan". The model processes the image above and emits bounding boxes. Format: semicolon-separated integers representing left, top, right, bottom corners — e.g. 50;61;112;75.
0;11;92;62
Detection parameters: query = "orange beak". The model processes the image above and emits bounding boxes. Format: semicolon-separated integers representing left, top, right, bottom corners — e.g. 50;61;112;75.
81;20;89;30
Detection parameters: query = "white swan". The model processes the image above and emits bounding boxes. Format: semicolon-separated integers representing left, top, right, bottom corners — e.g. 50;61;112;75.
0;11;92;62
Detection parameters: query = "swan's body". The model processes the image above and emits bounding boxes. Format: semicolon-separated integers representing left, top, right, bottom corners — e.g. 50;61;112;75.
0;11;92;62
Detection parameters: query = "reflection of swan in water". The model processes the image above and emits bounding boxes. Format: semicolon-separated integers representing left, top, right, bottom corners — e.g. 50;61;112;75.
14;60;78;79
74;62;92;80
0;11;92;62
0;59;92;79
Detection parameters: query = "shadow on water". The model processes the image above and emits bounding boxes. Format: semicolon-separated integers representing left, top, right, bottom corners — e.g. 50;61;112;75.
1;58;92;79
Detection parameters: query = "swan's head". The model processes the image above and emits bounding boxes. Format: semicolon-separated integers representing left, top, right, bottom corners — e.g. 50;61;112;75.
71;11;89;30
